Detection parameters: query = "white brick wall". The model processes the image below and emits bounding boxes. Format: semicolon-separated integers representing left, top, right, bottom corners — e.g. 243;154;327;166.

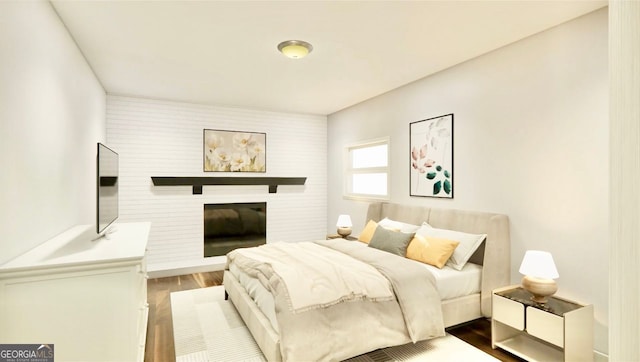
106;95;327;273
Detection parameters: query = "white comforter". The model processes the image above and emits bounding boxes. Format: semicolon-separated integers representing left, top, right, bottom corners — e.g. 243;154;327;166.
227;239;445;361
227;241;394;311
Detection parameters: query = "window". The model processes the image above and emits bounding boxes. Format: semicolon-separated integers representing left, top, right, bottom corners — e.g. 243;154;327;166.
344;138;389;200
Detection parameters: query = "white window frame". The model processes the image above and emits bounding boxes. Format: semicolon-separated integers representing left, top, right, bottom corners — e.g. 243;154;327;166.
343;137;390;201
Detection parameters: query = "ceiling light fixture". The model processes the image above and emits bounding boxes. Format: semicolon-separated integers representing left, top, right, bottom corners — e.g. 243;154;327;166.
277;40;313;59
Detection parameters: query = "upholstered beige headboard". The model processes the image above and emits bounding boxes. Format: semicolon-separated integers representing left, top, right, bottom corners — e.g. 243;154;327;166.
366;202;510;317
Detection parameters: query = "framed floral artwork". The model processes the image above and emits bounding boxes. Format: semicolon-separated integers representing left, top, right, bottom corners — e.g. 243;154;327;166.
410;114;453;198
203;129;266;172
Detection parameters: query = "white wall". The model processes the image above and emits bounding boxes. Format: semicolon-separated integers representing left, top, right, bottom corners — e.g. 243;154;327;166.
328;8;608;355
609;1;640;360
106;96;327;274
0;1;106;265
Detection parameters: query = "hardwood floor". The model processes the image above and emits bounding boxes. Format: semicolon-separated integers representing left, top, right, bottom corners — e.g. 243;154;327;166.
144;271;523;362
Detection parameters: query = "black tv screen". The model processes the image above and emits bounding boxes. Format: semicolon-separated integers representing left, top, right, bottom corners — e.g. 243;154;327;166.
97;143;119;235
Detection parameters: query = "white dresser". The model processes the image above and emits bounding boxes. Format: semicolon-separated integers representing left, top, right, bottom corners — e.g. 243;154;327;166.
0;222;150;362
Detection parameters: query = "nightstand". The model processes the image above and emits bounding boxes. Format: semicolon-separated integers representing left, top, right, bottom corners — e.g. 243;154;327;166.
492;285;593;362
326;234;357;241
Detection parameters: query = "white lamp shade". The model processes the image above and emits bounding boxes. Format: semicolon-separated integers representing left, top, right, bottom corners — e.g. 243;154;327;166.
336;214;352;227
519;250;559;279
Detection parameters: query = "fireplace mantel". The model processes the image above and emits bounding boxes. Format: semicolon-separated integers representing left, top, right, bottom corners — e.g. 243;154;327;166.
151;176;306;194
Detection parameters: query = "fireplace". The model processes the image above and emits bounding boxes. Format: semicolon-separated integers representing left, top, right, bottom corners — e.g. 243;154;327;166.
204;202;266;257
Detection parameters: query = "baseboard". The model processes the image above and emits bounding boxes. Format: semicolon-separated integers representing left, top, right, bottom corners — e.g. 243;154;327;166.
594;350;608;362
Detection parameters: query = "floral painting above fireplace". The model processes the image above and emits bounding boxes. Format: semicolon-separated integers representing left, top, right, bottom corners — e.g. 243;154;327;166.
203;129;266;172
410;114;453;198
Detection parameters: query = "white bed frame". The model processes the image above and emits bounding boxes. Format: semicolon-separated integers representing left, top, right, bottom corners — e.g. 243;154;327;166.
223;202;511;361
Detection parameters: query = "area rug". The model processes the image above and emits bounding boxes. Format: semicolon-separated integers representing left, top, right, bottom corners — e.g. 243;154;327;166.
171;286;499;362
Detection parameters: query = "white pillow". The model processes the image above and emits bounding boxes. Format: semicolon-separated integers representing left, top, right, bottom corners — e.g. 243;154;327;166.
378;218;420;233
416;223;486;270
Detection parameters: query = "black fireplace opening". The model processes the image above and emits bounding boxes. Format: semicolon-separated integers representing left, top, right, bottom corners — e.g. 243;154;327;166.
204;202;266;257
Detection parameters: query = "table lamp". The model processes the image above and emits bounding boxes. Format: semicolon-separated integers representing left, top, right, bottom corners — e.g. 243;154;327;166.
519;250;559;303
336;215;353;237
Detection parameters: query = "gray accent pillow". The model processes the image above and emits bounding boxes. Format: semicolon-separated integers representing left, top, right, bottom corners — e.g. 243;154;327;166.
367;226;414;257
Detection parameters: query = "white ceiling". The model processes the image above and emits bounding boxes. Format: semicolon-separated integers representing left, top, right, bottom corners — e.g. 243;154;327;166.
51;0;606;116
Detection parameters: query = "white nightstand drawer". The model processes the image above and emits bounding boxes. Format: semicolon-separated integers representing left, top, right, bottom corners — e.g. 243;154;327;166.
493;295;525;330
527;307;564;347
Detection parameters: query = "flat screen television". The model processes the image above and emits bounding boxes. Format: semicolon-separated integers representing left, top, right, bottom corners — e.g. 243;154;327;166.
96;143;119;236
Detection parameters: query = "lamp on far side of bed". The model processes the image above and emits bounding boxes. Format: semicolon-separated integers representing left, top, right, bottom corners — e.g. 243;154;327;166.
519;250;559;304
336;214;353;237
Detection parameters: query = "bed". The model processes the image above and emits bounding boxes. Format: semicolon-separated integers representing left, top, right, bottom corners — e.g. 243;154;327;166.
223;202;510;361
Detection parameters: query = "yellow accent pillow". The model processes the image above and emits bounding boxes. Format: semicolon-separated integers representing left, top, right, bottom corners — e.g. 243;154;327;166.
406;235;460;268
358;220;378;244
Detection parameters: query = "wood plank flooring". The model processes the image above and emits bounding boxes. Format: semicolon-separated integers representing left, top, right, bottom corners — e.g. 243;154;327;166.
144;271;523;362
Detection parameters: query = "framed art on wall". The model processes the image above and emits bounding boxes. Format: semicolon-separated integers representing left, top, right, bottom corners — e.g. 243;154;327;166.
410;114;453;198
203;129;266;172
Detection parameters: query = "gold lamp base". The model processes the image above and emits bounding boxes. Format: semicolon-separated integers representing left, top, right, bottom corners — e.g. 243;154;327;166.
337;227;352;238
522;275;557;303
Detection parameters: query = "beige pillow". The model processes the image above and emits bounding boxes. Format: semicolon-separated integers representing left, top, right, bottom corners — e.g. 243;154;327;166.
377;218;420;233
406;234;460;269
417;223;486;270
358;220;378;244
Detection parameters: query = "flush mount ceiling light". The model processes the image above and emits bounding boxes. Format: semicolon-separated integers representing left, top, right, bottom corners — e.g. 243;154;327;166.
277;40;313;59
